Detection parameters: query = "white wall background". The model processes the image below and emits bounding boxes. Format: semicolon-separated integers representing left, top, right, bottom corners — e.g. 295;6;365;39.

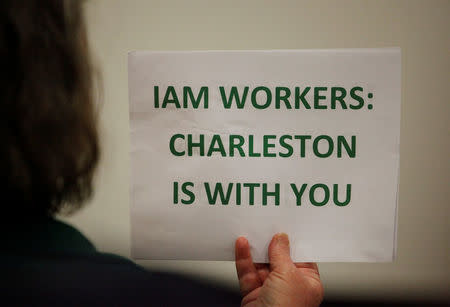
62;0;449;301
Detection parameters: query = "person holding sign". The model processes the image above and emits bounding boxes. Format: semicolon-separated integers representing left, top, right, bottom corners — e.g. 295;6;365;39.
0;0;323;306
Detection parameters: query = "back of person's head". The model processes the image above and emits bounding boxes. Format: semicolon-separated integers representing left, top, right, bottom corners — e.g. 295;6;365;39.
0;0;99;217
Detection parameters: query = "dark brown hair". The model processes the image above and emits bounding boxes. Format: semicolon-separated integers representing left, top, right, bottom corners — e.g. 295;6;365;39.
0;0;99;216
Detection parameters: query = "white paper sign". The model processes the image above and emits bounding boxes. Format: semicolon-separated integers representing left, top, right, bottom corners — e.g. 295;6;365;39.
129;49;400;262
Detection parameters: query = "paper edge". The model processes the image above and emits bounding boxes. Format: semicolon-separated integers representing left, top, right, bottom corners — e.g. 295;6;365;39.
127;47;401;56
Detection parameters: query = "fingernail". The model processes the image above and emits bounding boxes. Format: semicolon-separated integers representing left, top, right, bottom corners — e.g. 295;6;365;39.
276;233;289;245
238;236;248;245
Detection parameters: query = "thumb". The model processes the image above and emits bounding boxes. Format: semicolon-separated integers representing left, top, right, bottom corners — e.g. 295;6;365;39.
268;233;294;271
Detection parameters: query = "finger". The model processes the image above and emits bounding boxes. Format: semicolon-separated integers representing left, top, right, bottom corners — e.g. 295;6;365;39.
294;262;319;271
241;287;262;307
255;263;270;282
235;237;263;296
268;233;294;272
295;262;320;278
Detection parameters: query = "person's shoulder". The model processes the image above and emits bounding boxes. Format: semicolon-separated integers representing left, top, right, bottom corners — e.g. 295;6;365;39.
3;250;240;306
86;252;241;306
1;217;240;306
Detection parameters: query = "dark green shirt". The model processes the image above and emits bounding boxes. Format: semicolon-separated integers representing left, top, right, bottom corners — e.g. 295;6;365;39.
1;217;239;306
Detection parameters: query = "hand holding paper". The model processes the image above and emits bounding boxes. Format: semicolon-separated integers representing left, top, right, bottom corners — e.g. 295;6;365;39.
235;234;323;307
